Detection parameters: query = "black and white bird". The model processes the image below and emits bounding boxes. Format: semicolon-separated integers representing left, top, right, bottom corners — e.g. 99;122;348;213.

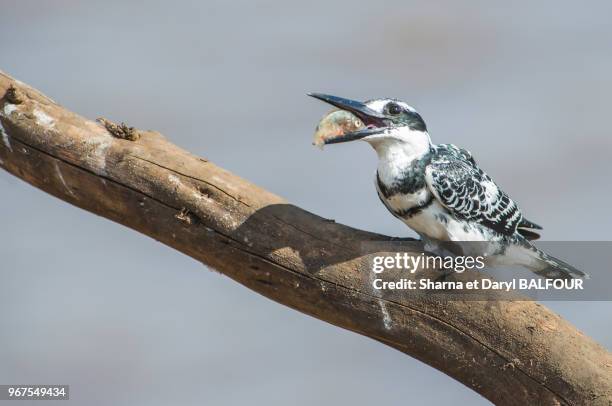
309;93;586;280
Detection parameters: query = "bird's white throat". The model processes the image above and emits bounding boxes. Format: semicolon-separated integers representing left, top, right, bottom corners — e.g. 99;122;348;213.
366;128;431;184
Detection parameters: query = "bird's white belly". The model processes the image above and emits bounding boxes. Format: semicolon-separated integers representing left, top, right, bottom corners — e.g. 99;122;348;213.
385;189;429;213
402;200;490;242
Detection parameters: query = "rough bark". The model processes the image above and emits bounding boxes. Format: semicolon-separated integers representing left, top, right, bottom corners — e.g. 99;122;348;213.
0;71;610;406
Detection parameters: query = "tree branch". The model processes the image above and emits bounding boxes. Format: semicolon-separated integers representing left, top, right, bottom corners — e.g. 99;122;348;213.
0;72;610;405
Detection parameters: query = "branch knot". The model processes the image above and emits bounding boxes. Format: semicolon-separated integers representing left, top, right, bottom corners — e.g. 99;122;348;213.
97;117;140;141
4;85;24;104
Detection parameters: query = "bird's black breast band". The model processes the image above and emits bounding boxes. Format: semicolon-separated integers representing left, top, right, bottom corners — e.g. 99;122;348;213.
397;195;434;219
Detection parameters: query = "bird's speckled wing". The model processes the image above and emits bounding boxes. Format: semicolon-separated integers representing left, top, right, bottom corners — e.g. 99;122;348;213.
425;144;523;237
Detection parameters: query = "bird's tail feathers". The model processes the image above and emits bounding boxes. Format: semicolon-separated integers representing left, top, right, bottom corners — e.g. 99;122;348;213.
529;246;588;280
519;218;543;230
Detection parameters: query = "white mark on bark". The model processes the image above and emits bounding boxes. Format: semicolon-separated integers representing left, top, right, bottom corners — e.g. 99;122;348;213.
3;104;17;116
368;265;392;330
379;300;392;330
168;174;181;190
33;109;55;128
1;125;11;152
221;212;239;229
1;103;16;152
83;135;112;176
54;161;76;197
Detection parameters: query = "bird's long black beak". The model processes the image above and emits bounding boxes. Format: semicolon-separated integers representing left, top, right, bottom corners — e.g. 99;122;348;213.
308;93;389;144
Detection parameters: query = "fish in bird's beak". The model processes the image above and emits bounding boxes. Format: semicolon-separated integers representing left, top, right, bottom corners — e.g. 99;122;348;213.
308;93;390;146
312;109;364;148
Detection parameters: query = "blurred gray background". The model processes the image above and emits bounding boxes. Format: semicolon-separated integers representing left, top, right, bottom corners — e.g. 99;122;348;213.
1;1;612;405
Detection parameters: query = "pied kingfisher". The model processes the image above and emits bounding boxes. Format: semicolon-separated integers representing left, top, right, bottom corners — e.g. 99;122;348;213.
309;93;586;280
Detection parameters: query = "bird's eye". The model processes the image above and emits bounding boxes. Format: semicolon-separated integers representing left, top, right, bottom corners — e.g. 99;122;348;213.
387;102;402;115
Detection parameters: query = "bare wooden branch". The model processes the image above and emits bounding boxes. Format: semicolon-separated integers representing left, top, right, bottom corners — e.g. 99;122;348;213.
0;71;610;406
